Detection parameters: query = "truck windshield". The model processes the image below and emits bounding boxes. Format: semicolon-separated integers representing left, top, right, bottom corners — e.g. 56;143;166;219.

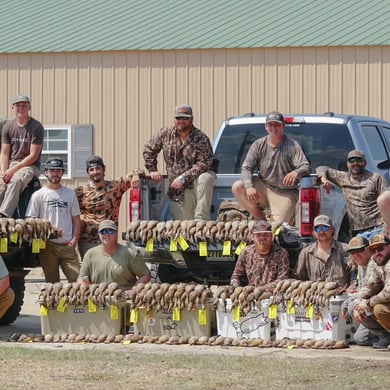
214;123;355;174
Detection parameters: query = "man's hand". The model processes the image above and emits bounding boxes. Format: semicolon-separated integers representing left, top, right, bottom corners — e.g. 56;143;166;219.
170;177;184;189
283;171;299;187
246;187;260;204
320;177;333;193
150;171;162;182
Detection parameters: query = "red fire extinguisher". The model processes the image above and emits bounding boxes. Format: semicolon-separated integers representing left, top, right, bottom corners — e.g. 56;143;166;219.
129;188;141;222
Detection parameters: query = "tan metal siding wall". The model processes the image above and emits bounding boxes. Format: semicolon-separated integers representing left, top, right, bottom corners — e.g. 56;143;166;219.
1;46;390;236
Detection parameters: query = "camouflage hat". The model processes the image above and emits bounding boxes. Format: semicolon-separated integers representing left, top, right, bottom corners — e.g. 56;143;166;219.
265;111;284;124
252;220;272;233
347;236;369;253
347;149;365;160
86;155;105;171
313;215;332;227
98;220;117;232
174;104;193;118
369;234;390;249
12;94;30;105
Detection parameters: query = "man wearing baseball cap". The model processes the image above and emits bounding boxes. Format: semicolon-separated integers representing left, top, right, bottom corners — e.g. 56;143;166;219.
296;215;350;286
144;104;216;220
78;219;151;292
74;155;144;258
356;234;390;348
0;94;44;218
316;149;387;235
25;158;81;283
230;220;290;289
232;110;310;226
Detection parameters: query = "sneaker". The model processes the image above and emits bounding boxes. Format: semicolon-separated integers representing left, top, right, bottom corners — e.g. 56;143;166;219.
373;335;390;349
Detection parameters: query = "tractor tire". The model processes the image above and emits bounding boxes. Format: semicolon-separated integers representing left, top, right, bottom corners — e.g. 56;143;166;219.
0;276;25;325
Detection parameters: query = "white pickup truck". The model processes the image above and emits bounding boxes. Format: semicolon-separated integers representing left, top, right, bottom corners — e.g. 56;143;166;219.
127;112;390;284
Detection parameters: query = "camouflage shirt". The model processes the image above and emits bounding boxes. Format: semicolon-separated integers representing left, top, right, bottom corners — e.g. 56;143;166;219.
75;169;144;242
359;259;390;303
241;134;310;192
315;167;387;231
296;240;350;286
230;243;290;290
143;125;213;203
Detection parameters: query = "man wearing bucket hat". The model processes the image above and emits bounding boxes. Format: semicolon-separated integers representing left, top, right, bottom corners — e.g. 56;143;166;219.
230;220;290;290
356;234;390;348
342;236;389;346
0;94;44;218
26;158;81;283
316;149;387;236
78;219;151;293
143;104;216;220
232;111;310;225
296;215;350;286
75;155;144;258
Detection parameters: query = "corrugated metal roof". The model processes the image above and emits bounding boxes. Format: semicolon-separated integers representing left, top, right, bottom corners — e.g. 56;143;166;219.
1;0;390;53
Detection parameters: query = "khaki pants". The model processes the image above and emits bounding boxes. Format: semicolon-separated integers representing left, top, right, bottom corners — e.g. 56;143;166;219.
374;302;390;333
0;163;40;217
0;287;15;319
39;241;80;283
170;170;216;220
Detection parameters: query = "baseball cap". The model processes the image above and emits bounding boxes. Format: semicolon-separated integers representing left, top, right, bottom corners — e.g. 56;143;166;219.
45;158;65;170
12;94;30;105
347;149;365;160
347;236;369;253
98;220;118;232
175;104;193;118
86;155;105;171
265;111;284;124
252;220;272;233
313;215;332;227
369;234;390;249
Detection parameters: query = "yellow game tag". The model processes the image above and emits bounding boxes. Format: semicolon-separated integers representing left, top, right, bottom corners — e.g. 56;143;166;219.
123;340;131;345
172;307;181;321
10;232;18;244
287;299;295;315
32;238;40;253
199;242;208;256
110;304;119;320
234;241;247;255
233;305;241;321
39;239;46;249
0;237;8;253
198;309;207;325
40;305;49;317
222;241;231;256
170;239;178;251
130;308;139;323
146;238;154;252
57;296;67;313
306;304;314;318
268;304;278;319
177;236;189;251
88;298;97;313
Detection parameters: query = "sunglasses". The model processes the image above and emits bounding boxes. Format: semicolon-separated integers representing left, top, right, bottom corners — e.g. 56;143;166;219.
175;116;191;120
99;228;116;235
314;225;331;233
370;245;387;253
348;247;366;255
348;157;364;163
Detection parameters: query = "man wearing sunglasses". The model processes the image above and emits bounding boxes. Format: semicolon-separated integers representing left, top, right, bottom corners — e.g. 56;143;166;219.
143;104;216;220
316;149;387;236
342;236;389;346
296;215;350;286
356;234;390;349
78;220;151;293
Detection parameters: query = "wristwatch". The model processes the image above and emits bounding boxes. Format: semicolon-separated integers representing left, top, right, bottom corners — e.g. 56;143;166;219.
178;175;185;184
366;298;371;307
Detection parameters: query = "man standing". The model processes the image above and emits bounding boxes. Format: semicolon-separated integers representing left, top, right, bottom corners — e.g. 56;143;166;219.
316;149;387;235
143;104;216;220
232;111;310;225
230;220;290;291
356;234;390;349
296;215;350;286
0;94;44;217
0;256;14;320
74;155;143;258
26;158;80;283
78;220;151;295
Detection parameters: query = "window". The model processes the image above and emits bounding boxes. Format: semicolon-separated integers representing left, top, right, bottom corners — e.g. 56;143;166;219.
40;124;93;179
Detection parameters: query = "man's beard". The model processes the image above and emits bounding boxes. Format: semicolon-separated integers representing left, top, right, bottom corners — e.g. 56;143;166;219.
374;251;390;266
255;241;272;254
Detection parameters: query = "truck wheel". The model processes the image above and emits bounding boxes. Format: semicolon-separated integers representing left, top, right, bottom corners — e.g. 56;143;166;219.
0;276;25;325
